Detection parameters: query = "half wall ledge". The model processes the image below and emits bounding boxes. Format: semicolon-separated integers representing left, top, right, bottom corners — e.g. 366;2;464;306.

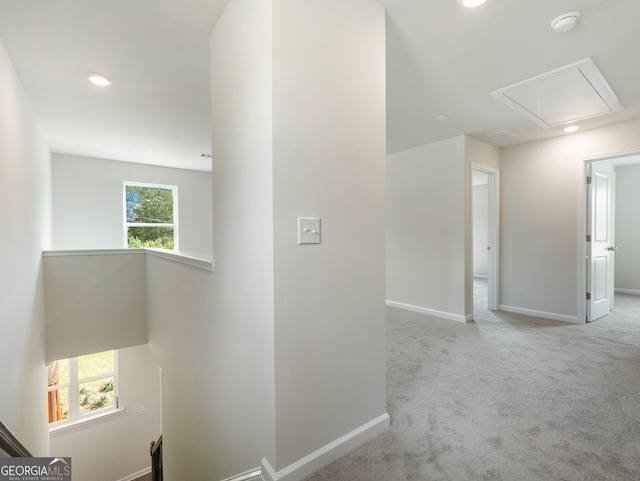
43;248;214;272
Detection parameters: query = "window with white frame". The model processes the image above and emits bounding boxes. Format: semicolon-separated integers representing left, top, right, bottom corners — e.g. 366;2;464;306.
47;350;118;426
124;182;178;250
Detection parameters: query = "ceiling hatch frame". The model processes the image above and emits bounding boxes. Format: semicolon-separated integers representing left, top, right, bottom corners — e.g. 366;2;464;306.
490;58;623;128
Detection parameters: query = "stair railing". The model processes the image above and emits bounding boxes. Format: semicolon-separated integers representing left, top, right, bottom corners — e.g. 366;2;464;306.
0;420;32;457
150;434;163;481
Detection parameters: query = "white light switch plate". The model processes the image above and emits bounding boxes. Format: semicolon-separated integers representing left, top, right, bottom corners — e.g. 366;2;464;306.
298;217;321;244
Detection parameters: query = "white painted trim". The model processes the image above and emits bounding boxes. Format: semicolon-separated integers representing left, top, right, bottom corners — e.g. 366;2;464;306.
614;288;640;295
498;304;580;324
260;461;277;481
578;149;640;325
116;467;151;481
473;275;488;279
386;300;469;323
471;163;500;312
145;248;214;272
577;158;588;324
219;467;263;481
261;413;390;481
42;248;214;272
49;408;125;435
43;249;144;257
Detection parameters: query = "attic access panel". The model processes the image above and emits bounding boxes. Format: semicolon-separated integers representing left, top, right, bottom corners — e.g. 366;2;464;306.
491;58;623;128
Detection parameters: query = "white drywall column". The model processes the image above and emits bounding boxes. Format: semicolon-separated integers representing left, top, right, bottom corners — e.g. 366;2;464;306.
0;38;51;454
209;0;386;479
272;0;387;471
209;0;276;478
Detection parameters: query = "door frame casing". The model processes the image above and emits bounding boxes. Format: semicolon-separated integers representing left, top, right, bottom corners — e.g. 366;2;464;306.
471;163;500;312
577;149;639;323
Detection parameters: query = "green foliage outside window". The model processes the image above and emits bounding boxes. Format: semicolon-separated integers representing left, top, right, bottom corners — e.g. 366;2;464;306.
127;228;175;249
126;185;175;250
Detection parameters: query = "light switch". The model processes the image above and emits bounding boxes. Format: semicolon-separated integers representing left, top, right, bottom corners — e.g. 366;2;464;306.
298;217;321;244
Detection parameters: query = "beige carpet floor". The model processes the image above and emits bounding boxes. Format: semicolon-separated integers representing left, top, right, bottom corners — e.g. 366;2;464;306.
303;280;640;481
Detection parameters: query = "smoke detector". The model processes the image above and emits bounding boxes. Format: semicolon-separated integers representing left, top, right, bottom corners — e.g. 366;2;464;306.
551;12;580;33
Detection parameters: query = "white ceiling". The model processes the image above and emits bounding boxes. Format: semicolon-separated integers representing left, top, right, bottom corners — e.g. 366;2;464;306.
0;0;639;172
0;0;228;171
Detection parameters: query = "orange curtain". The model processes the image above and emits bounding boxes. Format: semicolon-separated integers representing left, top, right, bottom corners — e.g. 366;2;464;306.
47;362;62;423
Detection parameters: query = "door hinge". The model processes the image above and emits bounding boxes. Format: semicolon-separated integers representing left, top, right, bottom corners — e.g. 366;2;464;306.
586;292;591;300
586;176;592;184
586;234;591;242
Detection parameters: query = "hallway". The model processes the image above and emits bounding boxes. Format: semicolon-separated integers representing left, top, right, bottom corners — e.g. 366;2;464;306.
304;285;640;480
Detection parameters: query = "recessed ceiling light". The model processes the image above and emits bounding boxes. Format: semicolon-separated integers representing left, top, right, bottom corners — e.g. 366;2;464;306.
457;0;487;7
88;73;111;87
564;125;579;133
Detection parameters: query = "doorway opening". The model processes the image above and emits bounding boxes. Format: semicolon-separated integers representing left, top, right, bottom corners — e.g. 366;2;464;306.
471;164;499;319
583;153;640;322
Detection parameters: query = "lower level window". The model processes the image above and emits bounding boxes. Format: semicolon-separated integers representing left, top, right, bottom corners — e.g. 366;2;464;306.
47;350;118;425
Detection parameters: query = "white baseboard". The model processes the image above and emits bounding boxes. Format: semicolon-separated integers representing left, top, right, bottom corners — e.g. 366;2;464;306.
260;413;390;481
498;304;580;324
386;300;470;323
615;288;640;295
220;467;262;481
116;467;151;481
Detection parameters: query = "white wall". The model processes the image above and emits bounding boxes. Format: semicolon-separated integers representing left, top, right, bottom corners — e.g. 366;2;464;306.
204;0;277;478
614;163;640;292
51;154;212;255
44;251;148;362
387;136;467;318
467;136;500;172
500;117;640;321
473;184;489;276
50;344;161;481
145;258;219;481
200;1;386;479
271;0;387;470
0;38;51;455
387;136;499;321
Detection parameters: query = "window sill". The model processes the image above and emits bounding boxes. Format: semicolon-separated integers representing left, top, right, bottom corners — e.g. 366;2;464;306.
49;408;125;435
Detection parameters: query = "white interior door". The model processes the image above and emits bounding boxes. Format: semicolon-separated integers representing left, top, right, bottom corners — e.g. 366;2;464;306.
587;161;615;322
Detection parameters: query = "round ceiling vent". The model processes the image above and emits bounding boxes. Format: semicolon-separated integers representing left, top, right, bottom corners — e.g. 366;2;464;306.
551;12;581;33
